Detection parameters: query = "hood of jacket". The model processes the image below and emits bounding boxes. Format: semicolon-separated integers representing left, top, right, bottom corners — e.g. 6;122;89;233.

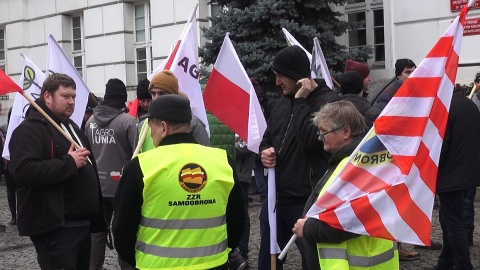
92;105;125;127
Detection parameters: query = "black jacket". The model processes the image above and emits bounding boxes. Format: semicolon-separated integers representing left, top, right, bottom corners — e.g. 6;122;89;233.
112;133;245;269
9;99;105;236
437;92;480;193
301;136;363;270
340;94;381;128
260;80;339;201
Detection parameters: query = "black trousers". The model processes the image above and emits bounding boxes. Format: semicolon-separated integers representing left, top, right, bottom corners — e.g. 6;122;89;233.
31;226;91;270
4;170;16;220
437;189;473;270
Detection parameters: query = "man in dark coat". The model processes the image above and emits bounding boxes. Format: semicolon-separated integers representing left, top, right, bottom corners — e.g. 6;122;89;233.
259;45;339;270
427;89;480;270
9;73;105;270
338;71;380;128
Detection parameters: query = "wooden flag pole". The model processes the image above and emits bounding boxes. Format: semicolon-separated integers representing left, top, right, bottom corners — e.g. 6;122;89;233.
468;84;477;99
271;254;276;270
332;76;341;89
132;120;149;159
21;91;81;149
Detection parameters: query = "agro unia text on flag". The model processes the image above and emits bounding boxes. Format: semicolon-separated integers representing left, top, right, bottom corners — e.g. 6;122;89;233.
305;1;473;246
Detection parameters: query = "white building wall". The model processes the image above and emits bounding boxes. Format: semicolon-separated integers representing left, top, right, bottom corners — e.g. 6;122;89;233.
0;0;210;103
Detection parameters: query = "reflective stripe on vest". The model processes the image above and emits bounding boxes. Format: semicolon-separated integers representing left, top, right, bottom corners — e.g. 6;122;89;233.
140;215;226;230
316;158;399;269
136;238;228;259
319;242;397;267
136;143;234;270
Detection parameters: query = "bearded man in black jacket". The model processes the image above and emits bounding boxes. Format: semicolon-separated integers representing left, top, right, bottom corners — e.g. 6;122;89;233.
9;73;105;270
258;45;339;270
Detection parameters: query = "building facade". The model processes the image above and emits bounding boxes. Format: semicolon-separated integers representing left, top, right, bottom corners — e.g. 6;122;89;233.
335;0;480;84
1;0;480;122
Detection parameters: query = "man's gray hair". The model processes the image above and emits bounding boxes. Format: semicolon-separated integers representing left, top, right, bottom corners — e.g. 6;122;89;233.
313;100;367;137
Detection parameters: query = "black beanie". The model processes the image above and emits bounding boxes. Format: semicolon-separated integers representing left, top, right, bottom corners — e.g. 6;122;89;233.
137;79;151;100
272;45;311;81
146;95;192;123
340;71;364;95
104;78;127;103
395;58;416;77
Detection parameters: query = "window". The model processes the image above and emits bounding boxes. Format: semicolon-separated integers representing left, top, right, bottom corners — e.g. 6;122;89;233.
348;12;366;48
346;0;385;66
0;28;5;64
373;9;385;62
134;3;152;82
72;16;84;77
136;48;147;81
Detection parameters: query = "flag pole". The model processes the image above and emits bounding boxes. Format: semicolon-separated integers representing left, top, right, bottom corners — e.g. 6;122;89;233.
21;91;81;149
279;126;376;260
132;120;149;159
271;255;276;270
468;84;477;99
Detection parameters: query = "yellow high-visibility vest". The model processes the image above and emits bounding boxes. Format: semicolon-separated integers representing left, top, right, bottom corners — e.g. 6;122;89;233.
316;159;400;270
136;143;234;270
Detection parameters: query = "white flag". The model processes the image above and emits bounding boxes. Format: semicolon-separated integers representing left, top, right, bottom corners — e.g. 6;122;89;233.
2;55;46;160
312;38;334;89
46;34;89;127
149;5;209;135
282;28;334;89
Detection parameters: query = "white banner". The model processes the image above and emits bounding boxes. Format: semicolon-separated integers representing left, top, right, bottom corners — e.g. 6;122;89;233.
2;55;46;160
46;34;89;127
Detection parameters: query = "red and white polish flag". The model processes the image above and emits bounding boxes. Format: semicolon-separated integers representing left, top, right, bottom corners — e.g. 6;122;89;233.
203;34;267;153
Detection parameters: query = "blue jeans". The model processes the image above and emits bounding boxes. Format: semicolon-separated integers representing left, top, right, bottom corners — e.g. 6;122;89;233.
463;187;476;230
253;159;267;201
258;199;308;270
437;189;472;270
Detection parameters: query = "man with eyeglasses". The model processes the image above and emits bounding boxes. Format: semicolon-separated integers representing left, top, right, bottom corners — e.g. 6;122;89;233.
375;58;417;111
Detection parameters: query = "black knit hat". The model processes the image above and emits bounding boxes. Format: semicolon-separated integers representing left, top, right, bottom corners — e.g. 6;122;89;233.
272;45;311;81
340;71;364;95
395;58;416;77
146;95;192;123
104;78;127;103
137;79;151;100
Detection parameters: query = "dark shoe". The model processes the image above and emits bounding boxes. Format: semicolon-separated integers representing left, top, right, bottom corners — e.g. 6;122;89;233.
399;245;420;261
0;225;6;233
229;249;248;270
423;264;454;270
8;219;16;226
415;240;442;250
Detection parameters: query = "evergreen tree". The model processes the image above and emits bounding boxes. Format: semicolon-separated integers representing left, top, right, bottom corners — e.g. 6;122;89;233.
200;0;373;92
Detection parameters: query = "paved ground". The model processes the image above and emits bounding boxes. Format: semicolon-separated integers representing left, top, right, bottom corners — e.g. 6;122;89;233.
0;184;479;269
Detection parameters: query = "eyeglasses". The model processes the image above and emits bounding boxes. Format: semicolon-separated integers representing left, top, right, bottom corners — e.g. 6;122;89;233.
317;126;342;141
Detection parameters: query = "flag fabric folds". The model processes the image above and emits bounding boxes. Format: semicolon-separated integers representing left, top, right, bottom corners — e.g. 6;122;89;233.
203;34;267;153
0;69;23;95
2;55;46;160
282;28;334;89
148;5;210;135
306;3;472;246
46;34;89;128
268;169;281;254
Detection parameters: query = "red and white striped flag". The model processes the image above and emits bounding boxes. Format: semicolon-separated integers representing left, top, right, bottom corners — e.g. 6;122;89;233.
305;0;474;246
203;34;267;153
